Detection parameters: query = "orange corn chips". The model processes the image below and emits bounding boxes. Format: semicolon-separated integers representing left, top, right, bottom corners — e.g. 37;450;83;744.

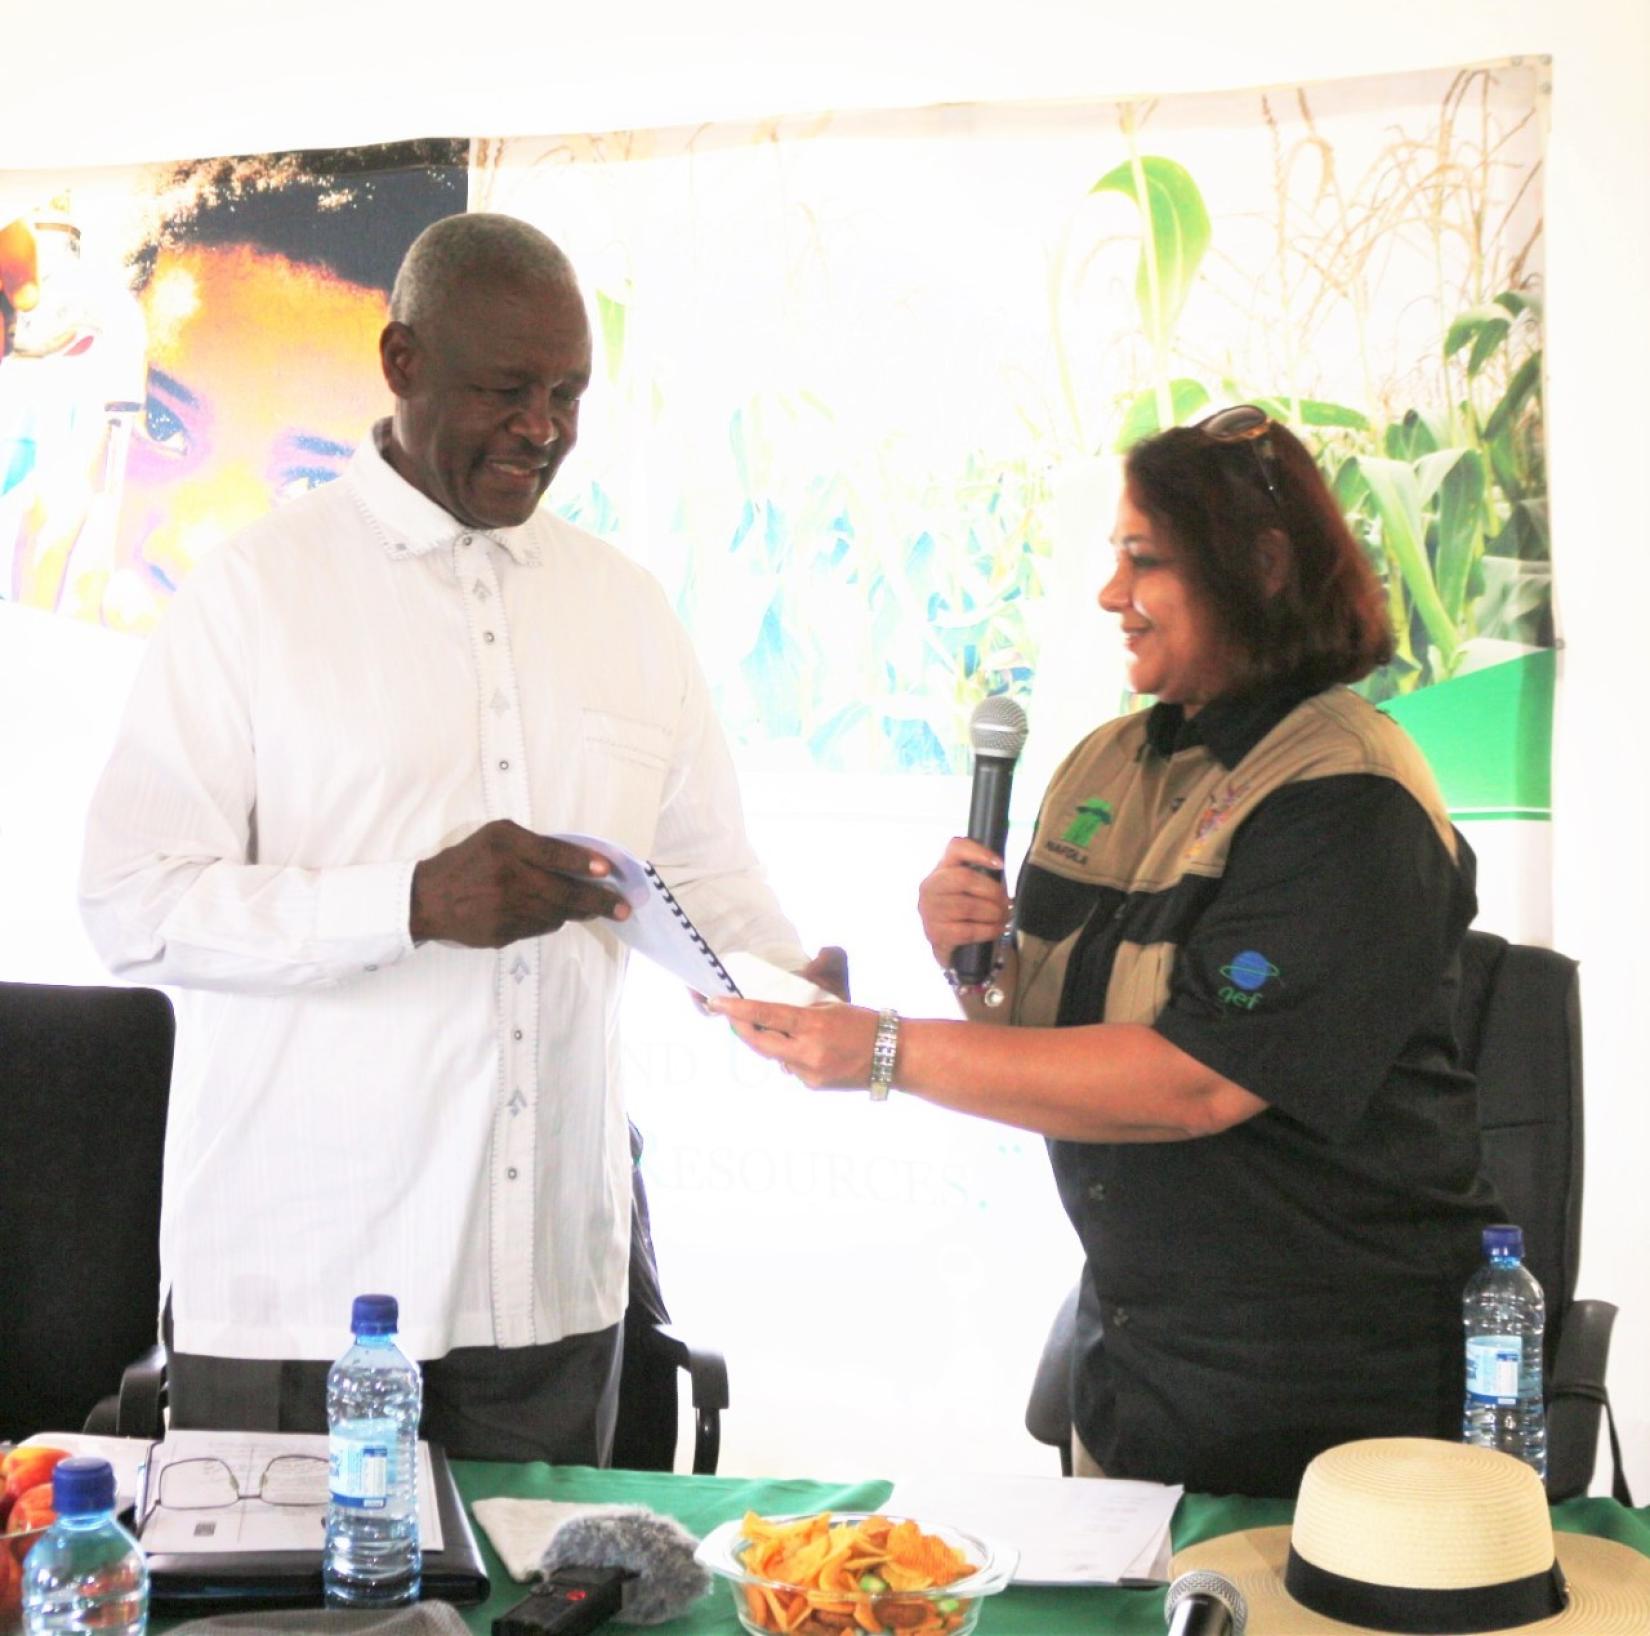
737;1512;978;1636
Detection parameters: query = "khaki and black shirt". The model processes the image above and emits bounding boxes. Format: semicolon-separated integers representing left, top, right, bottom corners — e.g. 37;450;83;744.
1015;684;1499;1497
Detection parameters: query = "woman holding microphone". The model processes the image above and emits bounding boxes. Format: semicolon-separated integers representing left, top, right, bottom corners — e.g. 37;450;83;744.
711;408;1501;1499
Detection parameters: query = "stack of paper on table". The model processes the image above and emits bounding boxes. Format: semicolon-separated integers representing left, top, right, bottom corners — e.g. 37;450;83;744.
885;1472;1181;1585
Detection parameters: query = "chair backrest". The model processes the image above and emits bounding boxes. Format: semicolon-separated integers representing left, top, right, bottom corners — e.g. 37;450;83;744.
611;1122;728;1473
612;1121;680;1470
0;982;173;1441
1452;930;1583;1351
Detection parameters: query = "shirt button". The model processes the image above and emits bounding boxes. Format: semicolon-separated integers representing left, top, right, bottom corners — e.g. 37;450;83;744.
498;759;510;771
506;1167;519;1180
364;963;378;973
1112;1306;1130;1328
513;1029;523;1041
483;630;496;643
1087;1181;1107;1203
459;535;473;548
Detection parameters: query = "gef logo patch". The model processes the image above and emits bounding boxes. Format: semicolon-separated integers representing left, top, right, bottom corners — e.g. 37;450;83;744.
1219;949;1279;1010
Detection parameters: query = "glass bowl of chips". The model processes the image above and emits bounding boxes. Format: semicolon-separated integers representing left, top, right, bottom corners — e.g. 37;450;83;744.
694;1510;1017;1636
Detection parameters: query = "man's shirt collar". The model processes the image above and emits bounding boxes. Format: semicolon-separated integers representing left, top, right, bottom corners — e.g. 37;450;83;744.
345;419;544;567
1145;682;1321;769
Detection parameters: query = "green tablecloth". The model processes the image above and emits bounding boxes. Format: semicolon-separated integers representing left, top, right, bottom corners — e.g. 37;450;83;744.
451;1462;1650;1634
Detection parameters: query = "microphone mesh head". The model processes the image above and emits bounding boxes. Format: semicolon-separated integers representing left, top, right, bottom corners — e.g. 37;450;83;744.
969;695;1029;760
1165;1569;1248;1634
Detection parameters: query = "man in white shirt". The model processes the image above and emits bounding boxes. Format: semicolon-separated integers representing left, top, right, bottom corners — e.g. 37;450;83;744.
80;212;839;1462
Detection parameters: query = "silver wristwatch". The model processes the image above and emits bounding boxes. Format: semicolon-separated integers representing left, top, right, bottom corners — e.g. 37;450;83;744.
869;1008;901;1101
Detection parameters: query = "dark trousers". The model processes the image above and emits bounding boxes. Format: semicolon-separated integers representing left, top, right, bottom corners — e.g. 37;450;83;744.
165;1306;624;1466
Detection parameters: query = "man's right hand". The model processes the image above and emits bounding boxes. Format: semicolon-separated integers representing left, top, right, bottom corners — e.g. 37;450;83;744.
916;835;1011;969
409;820;630;948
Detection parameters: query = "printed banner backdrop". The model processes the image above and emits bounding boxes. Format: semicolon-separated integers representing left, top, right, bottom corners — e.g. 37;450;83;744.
0;61;1552;1477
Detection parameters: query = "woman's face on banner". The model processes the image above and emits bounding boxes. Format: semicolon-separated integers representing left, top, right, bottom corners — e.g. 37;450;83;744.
104;243;387;628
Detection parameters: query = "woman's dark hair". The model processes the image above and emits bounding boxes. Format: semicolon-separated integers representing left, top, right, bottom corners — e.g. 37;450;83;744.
1123;417;1393;692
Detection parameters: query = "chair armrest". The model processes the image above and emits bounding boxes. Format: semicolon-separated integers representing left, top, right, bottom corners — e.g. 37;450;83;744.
638;1324;728;1474
80;1344;166;1441
1546;1298;1617;1502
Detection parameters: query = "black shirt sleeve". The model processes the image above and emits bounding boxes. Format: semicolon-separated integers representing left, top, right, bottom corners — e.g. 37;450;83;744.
1152;773;1476;1143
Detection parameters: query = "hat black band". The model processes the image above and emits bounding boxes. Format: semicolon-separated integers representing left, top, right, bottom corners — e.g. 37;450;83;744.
1285;1547;1569;1633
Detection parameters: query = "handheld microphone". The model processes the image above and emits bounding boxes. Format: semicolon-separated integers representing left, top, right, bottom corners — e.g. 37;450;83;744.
1164;1568;1248;1636
951;695;1029;984
495;1506;711;1633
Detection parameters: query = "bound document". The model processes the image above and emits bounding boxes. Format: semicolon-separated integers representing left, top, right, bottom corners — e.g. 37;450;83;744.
555;835;839;1005
555;834;741;996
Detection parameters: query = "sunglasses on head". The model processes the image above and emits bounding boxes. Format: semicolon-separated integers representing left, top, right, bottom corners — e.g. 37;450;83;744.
1194;404;1284;515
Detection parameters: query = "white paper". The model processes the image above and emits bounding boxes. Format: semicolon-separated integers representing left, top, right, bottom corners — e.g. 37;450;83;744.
136;1429;442;1555
720;950;839;1006
470;1497;628;1582
884;1472;1181;1586
556;832;740;995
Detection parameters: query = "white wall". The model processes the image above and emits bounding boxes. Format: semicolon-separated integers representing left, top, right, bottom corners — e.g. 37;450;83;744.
4;0;1646;1494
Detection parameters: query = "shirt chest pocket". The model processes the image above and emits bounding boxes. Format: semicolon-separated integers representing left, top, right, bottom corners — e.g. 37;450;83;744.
576;708;673;855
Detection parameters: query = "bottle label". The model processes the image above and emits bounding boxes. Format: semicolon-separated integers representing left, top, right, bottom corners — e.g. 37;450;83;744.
329;1423;392;1510
1466;1334;1523;1404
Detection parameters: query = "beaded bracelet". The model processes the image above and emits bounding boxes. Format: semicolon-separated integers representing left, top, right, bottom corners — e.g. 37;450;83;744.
942;927;1013;1001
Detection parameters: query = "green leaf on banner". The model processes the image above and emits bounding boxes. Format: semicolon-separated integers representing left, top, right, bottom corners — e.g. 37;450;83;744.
1249;396;1370;431
1347;455;1458;668
1383;410;1446;462
1416;448;1486;624
1477;556;1553;646
1113;379;1211;450
1484;351;1543;442
1445;306;1511;378
1091;157;1212;354
595;290;627;383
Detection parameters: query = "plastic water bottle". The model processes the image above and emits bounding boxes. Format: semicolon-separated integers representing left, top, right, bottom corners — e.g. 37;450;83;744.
1462;1223;1548;1481
21;1456;148;1634
324;1293;423;1606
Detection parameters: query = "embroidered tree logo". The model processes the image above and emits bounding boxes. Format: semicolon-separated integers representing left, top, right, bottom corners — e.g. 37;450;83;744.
1061;798;1115;847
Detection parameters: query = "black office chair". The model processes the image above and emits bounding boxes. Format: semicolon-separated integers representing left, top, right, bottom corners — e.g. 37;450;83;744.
1023;930;1633;1503
0;981;174;1443
611;1121;729;1474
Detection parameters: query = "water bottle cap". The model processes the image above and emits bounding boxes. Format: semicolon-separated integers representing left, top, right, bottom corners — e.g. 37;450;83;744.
52;1456;116;1516
1483;1223;1524;1257
350;1292;400;1335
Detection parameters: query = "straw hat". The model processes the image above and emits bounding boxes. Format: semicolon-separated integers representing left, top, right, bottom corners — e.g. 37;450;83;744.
1171;1438;1650;1633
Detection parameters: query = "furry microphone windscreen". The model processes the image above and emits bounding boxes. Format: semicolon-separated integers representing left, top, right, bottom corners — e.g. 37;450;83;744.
539;1506;712;1625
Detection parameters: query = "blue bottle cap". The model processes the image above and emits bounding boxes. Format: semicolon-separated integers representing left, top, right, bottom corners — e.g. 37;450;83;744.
52;1456;116;1516
1484;1223;1524;1257
350;1293;400;1335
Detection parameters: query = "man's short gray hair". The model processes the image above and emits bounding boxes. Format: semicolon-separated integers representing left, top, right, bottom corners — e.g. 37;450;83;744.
389;213;578;329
